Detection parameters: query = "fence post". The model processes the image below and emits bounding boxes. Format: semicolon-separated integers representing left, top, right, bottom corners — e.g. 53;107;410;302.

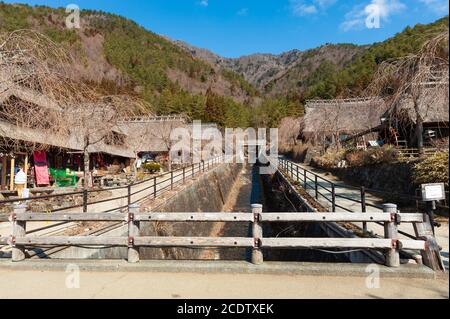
383;203;400;267
83;189;88;213
12;204;27;262
413;211;444;271
361;186;367;232
153;177;157;199
183;167;186;184
296;165;299;182
251;204;264;265
127;204;140;263
127;184;132;206
202;160;205;173
303;170;307;190
315;175;319;199
192;163;195;177
171;171;174;190
331;183;336;212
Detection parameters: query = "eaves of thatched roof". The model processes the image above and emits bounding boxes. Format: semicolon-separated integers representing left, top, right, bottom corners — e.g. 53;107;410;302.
303;97;388;134
386;87;449;124
0;85;61;111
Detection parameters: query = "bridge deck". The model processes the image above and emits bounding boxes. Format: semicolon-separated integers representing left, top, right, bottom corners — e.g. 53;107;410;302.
0;259;445;299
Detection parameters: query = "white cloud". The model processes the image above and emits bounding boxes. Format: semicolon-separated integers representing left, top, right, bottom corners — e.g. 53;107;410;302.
199;0;208;7
290;0;337;16
418;0;449;14
341;0;406;31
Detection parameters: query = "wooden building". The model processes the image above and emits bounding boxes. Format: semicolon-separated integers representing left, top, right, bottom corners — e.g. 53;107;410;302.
301;98;388;149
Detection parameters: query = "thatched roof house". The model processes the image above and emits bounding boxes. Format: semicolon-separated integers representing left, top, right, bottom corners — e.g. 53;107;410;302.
381;85;449;147
118;115;189;154
384;87;449;125
302;97;388;145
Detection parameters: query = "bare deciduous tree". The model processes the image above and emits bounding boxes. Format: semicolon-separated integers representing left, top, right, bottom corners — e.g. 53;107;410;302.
367;31;449;154
0;30;149;189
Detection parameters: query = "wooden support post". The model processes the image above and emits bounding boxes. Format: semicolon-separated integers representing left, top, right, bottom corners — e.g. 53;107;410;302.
9;156;15;191
361;186;367;233
303;170;307;190
296;165;299;183
12;204;27;262
171;171;174;190
183;167;186;183
251;204;264;265
383;203;400;267
127;184;132;206
315;175;318;199
24;154;29;187
127;204;140;263
153;177;157;199
82;189;88;213
331;183;336;212
1;156;6;190
413;211;444;271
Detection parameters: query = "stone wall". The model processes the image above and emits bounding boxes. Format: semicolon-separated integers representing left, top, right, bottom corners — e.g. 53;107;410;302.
327;161;418;195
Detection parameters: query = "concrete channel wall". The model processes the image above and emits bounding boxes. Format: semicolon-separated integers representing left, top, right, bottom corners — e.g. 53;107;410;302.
260;170;383;264
46;162;243;260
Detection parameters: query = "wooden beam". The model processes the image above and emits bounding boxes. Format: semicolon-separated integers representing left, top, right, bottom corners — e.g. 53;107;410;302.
135;213;253;222
15;237;128;246
24;153;29;186
9;156;14;191
261;213;393;222
10;235;426;251
261;238;395;249
134;237;253;248
15;212;127;222
14;212;424;223
1;156;6;190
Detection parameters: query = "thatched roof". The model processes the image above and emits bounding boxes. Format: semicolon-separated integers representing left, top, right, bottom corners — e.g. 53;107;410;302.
303;98;388;136
386;86;449;124
0;84;61;111
118;116;189;153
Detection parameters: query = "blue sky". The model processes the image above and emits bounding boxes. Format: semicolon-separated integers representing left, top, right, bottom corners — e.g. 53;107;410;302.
2;0;449;57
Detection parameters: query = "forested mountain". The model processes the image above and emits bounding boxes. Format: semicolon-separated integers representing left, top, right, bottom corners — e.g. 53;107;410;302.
0;2;262;127
179;16;448;101
0;2;448;128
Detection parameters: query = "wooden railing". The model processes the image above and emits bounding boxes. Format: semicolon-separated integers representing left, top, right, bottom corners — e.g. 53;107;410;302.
276;157;444;270
0;156;224;217
3;203;430;268
397;147;437;160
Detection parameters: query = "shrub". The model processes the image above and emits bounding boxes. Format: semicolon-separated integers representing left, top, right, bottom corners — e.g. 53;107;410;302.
362;145;398;166
413;151;449;186
345;151;365;166
314;150;346;168
142;162;161;173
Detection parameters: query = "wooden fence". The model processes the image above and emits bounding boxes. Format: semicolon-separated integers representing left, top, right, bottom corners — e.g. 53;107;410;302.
0;156;224;217
2;203;431;268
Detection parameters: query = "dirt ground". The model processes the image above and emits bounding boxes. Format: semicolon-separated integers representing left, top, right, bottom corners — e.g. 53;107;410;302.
0;269;447;299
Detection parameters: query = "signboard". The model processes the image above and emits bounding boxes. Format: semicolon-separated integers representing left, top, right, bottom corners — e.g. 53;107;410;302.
421;183;446;201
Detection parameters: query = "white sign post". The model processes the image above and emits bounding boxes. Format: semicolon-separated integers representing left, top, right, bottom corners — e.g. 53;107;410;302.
421;183;446;202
